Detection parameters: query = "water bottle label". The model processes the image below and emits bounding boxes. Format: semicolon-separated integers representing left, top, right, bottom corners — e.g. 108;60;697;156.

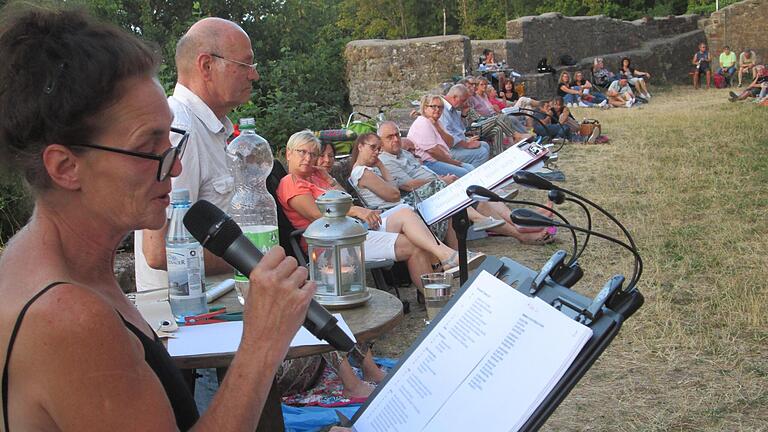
168;247;205;297
234;225;279;282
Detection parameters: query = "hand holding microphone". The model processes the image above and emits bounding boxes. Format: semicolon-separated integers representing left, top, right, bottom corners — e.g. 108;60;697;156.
184;200;355;352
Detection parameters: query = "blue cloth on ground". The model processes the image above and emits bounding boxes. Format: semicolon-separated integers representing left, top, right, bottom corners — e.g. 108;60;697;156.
281;357;399;431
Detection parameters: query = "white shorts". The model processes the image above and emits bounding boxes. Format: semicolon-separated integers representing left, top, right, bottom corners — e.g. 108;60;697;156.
364;230;399;261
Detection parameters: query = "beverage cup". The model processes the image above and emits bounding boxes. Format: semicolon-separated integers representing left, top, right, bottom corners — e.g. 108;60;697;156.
420;273;453;322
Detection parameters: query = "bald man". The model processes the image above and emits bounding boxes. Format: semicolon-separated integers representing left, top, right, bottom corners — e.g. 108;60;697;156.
135;18;260;291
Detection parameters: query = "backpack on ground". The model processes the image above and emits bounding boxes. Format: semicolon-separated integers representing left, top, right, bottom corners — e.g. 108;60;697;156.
537;57;556;75
713;73;726;89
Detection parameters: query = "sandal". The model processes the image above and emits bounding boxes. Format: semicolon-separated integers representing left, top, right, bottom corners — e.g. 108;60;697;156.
441;251;486;275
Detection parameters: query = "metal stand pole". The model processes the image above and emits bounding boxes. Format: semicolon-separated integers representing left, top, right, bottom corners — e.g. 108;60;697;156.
451;208;471;286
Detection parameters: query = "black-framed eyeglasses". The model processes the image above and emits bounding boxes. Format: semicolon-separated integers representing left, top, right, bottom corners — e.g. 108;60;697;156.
69;127;189;182
210;53;258;72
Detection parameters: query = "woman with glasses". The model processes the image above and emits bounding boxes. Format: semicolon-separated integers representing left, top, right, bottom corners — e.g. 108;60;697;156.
407;94;475;178
0;6;319;431
277;131;484;288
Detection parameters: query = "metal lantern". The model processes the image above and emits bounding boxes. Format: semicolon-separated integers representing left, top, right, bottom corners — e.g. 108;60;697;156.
304;190;370;307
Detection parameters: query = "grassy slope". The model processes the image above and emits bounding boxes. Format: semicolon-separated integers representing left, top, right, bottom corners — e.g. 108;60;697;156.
376;86;768;431
535;87;767;431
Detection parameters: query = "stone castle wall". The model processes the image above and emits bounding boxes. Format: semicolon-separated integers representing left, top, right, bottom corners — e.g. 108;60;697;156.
345;12;712;115
345;36;470;117
502;13;699;72
702;0;768;67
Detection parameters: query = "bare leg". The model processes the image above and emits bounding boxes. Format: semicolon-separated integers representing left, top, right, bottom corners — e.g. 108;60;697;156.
386;208;455;262
705;71;711;89
443;219;458;249
337;359;374;398
393;236;432;291
693;71;699;89
361;350;386;383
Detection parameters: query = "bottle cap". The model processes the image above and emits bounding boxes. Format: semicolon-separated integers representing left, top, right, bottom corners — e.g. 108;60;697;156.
238;117;256;129
171;188;190;203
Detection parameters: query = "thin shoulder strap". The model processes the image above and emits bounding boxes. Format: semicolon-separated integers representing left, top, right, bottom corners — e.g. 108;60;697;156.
2;281;69;432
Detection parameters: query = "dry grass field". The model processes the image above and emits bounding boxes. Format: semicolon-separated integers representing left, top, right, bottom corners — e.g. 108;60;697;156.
375;86;768;431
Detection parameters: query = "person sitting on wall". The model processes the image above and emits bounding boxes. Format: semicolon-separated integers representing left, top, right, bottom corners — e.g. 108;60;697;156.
737;48;757;87
692;42;711;89
717;46;738;87
478;48;506;91
592;57;617;88
619;57;651;100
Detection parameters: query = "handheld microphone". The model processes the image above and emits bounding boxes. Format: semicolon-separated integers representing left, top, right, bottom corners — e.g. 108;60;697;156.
510;208;643;294
183;200;355;353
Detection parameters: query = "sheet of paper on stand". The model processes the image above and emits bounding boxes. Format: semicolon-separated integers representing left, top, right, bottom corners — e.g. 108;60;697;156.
166;313;356;358
416;143;547;225
352;271;592;432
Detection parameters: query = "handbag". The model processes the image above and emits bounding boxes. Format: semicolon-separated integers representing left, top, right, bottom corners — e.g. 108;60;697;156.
578;119;602;143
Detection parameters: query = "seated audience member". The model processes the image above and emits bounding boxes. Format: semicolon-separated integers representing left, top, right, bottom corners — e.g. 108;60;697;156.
533;97;578;140
467;78;532;149
572;71;608;107
378;122;555;245
557;71;594;107
499;79;519;105
619;57;651;99
485;84;507;111
438;84;491;168
729;65;768;102
738;48;756;87
277;131;483;284
606;77;636;108
717;46;737;86
470;77;501;115
692;42;712;89
592;57;617;88
408;93;476;178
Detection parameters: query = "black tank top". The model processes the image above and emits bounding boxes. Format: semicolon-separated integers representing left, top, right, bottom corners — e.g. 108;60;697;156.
2;282;199;431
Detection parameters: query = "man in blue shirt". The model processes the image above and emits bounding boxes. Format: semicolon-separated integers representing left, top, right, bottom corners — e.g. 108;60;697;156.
439;84;491;169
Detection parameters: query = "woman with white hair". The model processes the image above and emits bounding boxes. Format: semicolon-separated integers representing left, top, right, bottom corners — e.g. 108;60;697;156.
276;130;484;286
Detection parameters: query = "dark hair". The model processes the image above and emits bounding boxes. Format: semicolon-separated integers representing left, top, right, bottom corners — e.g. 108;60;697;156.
320;141;336;157
0;4;160;190
350;132;379;165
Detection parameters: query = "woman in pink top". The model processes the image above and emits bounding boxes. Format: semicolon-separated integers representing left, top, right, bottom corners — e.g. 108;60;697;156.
407;94;475;177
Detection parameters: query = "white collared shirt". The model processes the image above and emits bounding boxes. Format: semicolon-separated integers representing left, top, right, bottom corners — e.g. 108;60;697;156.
134;83;236;291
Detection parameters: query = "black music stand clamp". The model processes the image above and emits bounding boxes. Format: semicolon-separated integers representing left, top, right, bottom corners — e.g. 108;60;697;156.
451;207;471;286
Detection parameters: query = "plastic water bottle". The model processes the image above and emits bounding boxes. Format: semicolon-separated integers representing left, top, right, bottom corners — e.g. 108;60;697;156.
166;188;208;321
226;118;279;304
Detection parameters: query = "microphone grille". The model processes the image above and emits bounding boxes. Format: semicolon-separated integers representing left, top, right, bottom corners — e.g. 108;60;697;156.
183;200;243;256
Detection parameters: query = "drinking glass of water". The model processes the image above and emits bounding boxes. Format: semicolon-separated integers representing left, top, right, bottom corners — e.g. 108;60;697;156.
420;273;453;323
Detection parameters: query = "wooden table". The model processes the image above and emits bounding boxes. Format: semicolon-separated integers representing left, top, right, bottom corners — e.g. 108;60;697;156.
170;285;404;432
171;287;404;369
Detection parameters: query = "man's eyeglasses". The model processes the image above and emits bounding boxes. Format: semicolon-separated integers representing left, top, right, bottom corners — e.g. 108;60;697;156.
381;133;400;140
210;53;258;72
293;148;320;159
69;127;189;182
